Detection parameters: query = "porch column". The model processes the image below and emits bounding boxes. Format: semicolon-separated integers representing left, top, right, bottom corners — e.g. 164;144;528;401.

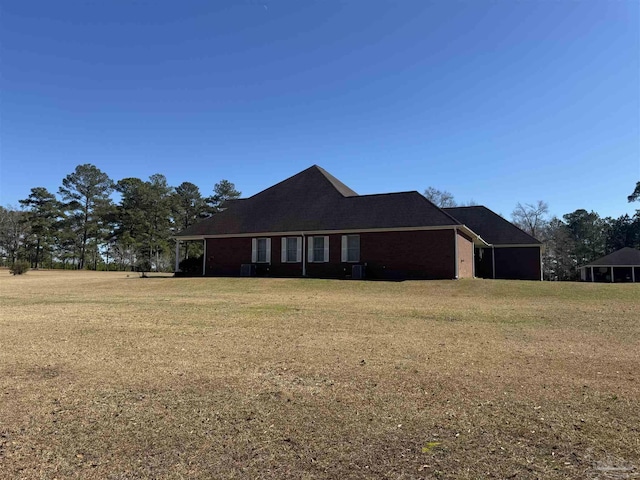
632;268;636;283
175;241;180;273
472;246;476;278
540;246;544;281
611;266;614;283
301;234;306;277
591;266;594;282
202;239;207;276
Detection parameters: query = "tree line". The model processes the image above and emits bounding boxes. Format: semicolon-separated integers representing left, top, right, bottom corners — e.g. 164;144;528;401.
2;170;638;279
0;164;240;272
425;184;640;281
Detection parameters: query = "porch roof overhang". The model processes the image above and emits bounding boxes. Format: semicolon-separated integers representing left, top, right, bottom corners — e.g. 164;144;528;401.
581;264;640;269
175;235;205;241
175;224;491;246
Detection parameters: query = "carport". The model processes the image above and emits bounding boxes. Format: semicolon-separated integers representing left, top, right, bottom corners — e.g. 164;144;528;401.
580;247;640;283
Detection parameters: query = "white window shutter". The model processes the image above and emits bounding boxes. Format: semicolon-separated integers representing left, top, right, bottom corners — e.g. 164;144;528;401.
296;237;302;262
266;238;271;264
341;236;347;262
324;236;329;262
308;236;314;263
251;238;257;263
281;238;287;263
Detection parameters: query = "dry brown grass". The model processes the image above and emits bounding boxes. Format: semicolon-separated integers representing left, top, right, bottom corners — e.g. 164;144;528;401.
1;270;638;479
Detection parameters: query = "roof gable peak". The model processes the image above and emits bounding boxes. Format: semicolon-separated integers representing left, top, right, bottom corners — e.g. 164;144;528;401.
249;165;358;200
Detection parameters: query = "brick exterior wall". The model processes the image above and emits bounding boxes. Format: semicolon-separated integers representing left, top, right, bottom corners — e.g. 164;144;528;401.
203;235;542;280
457;230;474;279
205;237;253;276
205;229;458;279
360;230;456;279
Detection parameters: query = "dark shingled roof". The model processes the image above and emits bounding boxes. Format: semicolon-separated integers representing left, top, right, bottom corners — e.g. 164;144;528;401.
177;165;459;236
584;247;640;266
444;206;541;245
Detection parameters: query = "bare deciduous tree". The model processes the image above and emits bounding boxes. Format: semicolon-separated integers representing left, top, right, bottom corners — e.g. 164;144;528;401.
423;187;457;208
511;201;549;239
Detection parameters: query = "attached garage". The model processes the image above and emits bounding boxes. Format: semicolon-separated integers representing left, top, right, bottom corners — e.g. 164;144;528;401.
444;206;543;281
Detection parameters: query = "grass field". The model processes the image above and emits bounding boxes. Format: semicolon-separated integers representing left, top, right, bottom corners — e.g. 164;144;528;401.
1;270;638;479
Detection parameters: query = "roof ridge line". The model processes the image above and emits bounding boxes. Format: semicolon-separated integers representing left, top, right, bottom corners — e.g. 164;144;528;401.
314;165;359;197
246;165;318;199
419;194;466;224
455;205;541;244
346;190;421;198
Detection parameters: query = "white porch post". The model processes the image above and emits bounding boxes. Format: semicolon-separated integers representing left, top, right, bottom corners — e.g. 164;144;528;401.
632;268;636;283
301;233;306;277
472;246;476;278
539;246;543;281
175;241;180;273
202;239;207;276
611;266;614;283
591;266;594;282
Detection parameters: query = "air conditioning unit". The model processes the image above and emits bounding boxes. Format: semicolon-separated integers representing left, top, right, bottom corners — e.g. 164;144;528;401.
240;264;256;277
351;264;365;280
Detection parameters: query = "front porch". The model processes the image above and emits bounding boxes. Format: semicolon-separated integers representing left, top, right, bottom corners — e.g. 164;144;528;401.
174;238;206;276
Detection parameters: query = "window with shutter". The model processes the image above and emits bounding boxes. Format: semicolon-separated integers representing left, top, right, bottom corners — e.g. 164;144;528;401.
313;237;324;262
282;237;300;263
342;235;360;262
255;238;269;263
308;236;329;263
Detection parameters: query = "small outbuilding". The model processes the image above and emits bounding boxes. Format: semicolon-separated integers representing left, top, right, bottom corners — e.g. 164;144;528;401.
579;247;640;283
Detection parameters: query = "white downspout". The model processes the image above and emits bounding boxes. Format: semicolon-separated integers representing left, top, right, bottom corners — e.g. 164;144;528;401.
202;239;207;276
454;227;459;279
472;244;476;278
175;241;180;273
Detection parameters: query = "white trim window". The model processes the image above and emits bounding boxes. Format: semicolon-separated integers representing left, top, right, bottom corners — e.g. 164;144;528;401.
281;237;302;263
252;237;271;263
341;235;360;262
308;236;329;263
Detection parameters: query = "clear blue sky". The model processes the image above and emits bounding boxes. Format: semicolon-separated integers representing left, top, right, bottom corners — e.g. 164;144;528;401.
1;0;638;220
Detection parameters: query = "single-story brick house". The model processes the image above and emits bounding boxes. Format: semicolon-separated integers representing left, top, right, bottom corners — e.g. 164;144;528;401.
579;247;640;283
175;165;542;280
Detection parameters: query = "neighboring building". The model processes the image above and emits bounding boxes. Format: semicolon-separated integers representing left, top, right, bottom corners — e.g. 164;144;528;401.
579;247;640;283
443;206;543;281
175;165;542;280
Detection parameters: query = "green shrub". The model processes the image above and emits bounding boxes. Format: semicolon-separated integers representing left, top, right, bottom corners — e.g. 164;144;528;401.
178;256;204;275
136;260;153;278
10;261;30;275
